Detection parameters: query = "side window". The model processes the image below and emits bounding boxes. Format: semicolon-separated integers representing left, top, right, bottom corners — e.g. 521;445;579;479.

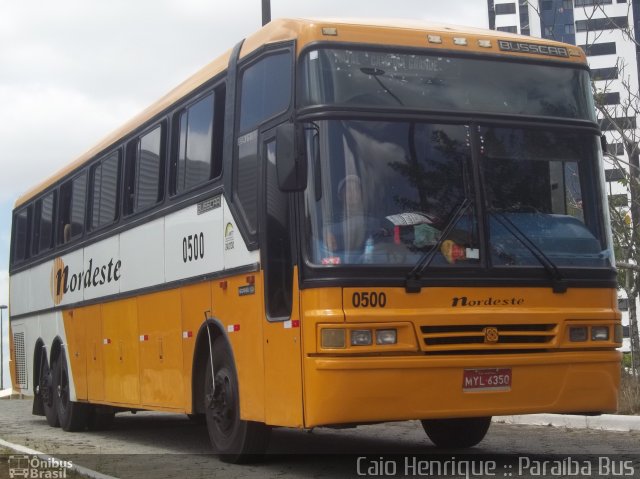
12;205;33;264
239;52;292;133
58;173;87;244
264;140;293;320
33;191;56;255
125;125;164;215
90;151;120;230
171;84;224;195
235;51;292;238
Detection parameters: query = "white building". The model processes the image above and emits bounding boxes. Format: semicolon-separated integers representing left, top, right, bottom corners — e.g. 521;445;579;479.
488;0;640;353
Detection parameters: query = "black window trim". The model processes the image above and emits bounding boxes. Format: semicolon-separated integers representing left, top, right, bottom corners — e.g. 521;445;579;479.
32;190;57;257
123;120;167;219
169;83;225;199
88;148;122;234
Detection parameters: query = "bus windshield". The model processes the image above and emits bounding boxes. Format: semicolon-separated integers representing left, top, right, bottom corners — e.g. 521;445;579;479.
300;48;595;121
304;120;612;270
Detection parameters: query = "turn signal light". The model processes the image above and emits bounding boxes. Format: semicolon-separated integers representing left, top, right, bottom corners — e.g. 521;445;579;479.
321;329;345;348
351;330;373;346
569;326;588;342
591;326;609;341
614;324;623;343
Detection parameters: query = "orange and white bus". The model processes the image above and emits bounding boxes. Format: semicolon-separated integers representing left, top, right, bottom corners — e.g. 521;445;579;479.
9;18;622;462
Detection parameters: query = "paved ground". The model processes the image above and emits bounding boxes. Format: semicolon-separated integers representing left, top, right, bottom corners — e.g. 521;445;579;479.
0;399;639;478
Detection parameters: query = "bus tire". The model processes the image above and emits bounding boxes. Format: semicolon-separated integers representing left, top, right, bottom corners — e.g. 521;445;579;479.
54;352;88;432
40;355;59;428
421;417;491;449
204;337;271;463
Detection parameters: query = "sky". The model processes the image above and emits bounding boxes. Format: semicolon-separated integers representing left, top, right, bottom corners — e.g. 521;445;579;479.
0;0;487;388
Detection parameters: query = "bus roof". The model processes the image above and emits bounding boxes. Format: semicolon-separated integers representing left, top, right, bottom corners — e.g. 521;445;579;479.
15;17;587;208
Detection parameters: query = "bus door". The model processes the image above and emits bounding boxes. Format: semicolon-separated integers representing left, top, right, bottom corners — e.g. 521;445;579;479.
260;128;303;427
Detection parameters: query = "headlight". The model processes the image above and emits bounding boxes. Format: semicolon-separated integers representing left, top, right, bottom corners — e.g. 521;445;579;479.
321;329;346;348
376;329;397;345
591;326;609;341
351;330;372;346
569;326;588;342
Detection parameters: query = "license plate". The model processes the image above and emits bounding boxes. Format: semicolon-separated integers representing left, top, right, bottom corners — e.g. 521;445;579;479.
463;368;512;392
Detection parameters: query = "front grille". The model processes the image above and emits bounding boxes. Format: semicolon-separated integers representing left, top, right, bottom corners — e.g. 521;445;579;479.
420;323;557;353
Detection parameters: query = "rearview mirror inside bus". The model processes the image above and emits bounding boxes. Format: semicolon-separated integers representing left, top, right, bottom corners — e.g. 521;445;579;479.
276;123;307;192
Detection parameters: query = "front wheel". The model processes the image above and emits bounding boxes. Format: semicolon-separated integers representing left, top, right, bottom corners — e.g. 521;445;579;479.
204;336;271;463
421;417;491;448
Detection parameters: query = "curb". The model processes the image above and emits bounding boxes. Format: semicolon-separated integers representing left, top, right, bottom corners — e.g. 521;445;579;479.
494;414;640;432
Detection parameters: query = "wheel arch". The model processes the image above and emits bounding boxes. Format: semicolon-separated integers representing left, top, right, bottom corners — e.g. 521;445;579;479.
191;317;235;415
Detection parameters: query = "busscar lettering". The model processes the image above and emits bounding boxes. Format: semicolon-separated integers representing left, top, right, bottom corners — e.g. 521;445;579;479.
498;40;569;58
55;258;122;296
451;296;525;307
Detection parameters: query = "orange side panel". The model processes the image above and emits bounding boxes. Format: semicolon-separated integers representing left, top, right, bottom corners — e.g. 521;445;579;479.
83;305;104;402
212;273;265;422
263;269;304;427
63;309;87;400
138;290;184;409
180;282;211;412
102;299;140;405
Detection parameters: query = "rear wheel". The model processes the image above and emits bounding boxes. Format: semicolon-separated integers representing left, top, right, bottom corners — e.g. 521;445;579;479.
421;417;492;449
204;336;271;463
40;355;59;428
54;352;88;432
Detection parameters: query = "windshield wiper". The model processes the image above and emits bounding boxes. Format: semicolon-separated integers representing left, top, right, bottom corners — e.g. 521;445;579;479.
490;211;567;294
405;199;471;293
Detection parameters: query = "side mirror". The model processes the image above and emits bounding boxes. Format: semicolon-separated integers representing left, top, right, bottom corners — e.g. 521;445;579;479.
276;123;307;192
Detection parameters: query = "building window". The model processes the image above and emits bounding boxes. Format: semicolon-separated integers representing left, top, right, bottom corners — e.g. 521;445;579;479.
541;0;553;9
591;67;618;81
33;191;56;255
600;116;636;130
579;42;616;56
609;193;628;207
576;16;628;32
124;124;165;215
606;142;625;156
90;151;120;230
597;92;620;105
495;3;516;14
497;25;518;33
575;0;612;5
563;0;573;7
564;24;575;34
605;168;625;182
58;173;87;244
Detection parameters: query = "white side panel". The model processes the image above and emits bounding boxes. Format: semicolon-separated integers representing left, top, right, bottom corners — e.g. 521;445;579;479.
223;197;260;270
120;218;165;292
54;249;85;308
82;235;121;301
164;195;224;282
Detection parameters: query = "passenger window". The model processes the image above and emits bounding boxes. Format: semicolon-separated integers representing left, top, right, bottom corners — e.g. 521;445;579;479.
58;173;87;244
33;191;56;254
173;93;215;194
90;151;120;230
125;125;164;214
13;206;32;263
239;51;292;133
